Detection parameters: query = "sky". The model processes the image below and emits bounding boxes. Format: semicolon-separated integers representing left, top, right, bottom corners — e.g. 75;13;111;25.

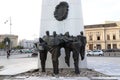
0;0;120;41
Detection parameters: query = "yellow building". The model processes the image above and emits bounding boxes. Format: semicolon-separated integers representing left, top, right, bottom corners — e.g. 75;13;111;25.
0;34;18;48
84;22;120;50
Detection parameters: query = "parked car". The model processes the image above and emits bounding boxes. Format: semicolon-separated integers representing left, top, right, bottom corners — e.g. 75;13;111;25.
86;50;93;56
92;50;104;56
20;49;32;53
31;53;38;57
31;48;38;57
86;50;104;56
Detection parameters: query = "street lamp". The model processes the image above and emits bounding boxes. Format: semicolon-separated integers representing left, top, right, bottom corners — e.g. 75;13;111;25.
4;17;12;49
4;16;12;35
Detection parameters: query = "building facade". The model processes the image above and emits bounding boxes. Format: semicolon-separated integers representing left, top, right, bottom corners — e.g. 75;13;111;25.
0;34;18;48
84;22;120;50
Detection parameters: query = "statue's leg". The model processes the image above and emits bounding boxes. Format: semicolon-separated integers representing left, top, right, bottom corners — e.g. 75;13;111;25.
73;50;80;74
80;46;84;60
52;60;59;74
40;51;46;72
81;46;85;60
65;48;71;67
52;58;59;74
44;50;48;61
52;47;60;75
82;46;85;58
43;50;48;72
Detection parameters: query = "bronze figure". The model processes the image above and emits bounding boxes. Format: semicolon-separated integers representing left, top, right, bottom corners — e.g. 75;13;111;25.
35;31;86;75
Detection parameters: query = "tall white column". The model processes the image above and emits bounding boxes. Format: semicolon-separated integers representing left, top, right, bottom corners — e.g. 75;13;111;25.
39;0;87;68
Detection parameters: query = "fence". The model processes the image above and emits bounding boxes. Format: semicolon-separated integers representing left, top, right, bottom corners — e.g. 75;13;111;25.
104;52;120;57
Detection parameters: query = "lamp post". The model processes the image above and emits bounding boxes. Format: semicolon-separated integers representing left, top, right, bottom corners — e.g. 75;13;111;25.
4;16;12;35
4;17;12;49
9;16;12;35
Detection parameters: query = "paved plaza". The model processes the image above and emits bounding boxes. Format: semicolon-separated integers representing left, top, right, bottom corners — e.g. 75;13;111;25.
0;54;38;76
0;54;120;79
87;57;120;76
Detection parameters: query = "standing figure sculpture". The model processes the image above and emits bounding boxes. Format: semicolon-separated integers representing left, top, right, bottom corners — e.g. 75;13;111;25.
34;31;51;72
77;31;87;60
36;31;87;74
63;32;80;74
63;32;73;67
38;38;48;72
34;38;47;72
48;31;61;75
71;41;80;74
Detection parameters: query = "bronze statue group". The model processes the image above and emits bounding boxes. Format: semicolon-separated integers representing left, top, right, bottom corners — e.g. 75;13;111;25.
35;31;87;75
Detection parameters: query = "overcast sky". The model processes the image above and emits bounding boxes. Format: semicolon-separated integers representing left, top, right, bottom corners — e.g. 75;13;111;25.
0;0;120;40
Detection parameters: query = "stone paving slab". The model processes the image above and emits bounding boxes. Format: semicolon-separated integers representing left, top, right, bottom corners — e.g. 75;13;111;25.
4;77;90;80
87;57;120;76
1;56;120;80
0;57;38;76
4;77;120;80
91;77;118;80
26;77;90;80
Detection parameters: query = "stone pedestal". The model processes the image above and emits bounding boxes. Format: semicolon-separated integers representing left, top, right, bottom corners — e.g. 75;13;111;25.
39;0;87;68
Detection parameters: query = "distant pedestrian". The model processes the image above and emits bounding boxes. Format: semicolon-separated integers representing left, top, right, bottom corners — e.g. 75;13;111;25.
7;50;11;59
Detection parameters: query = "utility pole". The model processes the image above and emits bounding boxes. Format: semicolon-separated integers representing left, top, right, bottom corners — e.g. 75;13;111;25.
4;16;12;50
10;16;12;35
4;16;12;34
9;16;12;50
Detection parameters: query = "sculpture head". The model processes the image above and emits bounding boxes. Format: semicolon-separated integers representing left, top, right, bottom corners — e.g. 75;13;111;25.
64;32;70;37
59;33;63;36
53;31;57;37
80;31;83;36
39;38;44;43
46;31;50;36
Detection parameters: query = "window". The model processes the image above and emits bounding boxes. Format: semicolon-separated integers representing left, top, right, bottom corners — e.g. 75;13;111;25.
113;44;117;49
107;44;111;49
89;44;93;50
107;35;110;40
97;36;100;40
113;35;116;40
96;44;101;50
89;35;93;41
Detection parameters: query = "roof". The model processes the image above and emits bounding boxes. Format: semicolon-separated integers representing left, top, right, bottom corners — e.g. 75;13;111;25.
0;34;18;38
84;23;117;28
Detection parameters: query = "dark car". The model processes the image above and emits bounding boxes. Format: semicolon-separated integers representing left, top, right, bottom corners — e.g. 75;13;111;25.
31;49;38;57
31;53;38;57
